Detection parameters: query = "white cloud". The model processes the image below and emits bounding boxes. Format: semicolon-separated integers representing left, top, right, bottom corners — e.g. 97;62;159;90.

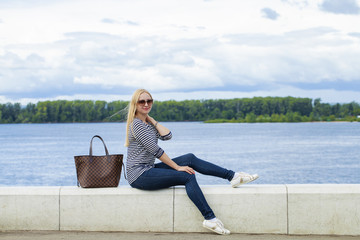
320;0;360;15
349;32;360;38
73;76;103;85
281;0;309;8
0;0;360;104
261;8;280;20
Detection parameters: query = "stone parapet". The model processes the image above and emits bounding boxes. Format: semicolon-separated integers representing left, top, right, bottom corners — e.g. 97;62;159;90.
0;185;359;235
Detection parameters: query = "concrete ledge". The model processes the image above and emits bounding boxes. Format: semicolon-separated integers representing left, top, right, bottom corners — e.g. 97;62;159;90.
60;187;173;232
174;185;287;234
1;185;359;235
0;187;60;231
288;184;360;235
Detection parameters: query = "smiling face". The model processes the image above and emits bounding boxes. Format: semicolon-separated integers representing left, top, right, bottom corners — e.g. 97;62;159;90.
135;92;153;116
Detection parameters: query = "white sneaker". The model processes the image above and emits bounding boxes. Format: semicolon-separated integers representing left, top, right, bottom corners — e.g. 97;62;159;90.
203;219;230;235
230;172;259;188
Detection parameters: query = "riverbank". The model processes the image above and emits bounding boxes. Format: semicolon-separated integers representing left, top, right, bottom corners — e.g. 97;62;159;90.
1;97;359;124
204;118;360;123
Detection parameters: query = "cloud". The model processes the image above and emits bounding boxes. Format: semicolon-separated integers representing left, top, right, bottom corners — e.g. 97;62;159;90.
281;0;309;8
349;32;360;38
101;18;116;24
101;18;139;26
0;31;221;99
0;52;50;94
1;0;360;104
320;0;360;15
125;20;139;26
0;0;55;8
221;26;358;86
261;8;280;20
1;24;359;102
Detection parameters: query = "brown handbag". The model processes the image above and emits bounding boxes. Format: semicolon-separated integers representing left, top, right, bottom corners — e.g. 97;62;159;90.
74;135;125;188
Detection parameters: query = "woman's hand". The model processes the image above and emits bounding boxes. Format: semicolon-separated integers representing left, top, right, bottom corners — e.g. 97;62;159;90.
177;166;195;175
146;115;156;125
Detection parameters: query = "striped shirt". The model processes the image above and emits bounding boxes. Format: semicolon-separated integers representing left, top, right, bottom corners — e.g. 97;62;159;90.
126;118;172;184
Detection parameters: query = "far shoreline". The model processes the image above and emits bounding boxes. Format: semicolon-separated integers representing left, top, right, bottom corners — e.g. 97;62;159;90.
203;119;360;124
0;120;359;125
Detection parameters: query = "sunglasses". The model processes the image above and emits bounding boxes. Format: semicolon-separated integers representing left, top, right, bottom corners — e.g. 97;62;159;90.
137;99;154;105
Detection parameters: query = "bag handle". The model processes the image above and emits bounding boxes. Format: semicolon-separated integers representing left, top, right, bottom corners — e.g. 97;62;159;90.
89;135;110;162
88;135;127;180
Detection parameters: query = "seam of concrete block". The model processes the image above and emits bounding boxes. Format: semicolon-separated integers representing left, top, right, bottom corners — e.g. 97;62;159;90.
58;187;61;231
285;184;289;235
172;187;175;233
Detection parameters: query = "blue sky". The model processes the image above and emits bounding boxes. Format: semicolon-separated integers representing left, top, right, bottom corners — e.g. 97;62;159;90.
0;0;359;104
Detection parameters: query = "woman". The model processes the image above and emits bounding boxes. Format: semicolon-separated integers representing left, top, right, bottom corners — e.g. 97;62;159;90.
125;89;258;235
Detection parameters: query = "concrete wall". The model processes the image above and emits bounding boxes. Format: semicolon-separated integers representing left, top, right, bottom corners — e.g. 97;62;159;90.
0;187;59;231
288;184;360;235
0;185;359;235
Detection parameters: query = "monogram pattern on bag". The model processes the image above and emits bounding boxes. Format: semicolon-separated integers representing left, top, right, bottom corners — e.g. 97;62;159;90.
74;154;123;188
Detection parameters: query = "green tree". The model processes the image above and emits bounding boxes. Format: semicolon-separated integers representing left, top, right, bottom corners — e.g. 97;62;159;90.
245;112;256;123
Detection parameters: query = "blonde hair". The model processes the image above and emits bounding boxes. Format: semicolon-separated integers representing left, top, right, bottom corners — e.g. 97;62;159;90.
125;89;153;147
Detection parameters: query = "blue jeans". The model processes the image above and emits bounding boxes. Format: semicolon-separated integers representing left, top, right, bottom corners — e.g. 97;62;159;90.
130;153;235;220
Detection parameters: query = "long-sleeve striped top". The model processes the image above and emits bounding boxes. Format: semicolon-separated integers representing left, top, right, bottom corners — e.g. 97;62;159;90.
126;118;172;184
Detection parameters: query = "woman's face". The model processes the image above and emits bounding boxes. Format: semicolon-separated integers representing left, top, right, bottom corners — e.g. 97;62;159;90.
136;92;153;116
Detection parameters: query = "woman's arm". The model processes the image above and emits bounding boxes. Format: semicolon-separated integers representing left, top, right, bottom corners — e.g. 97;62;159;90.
131;119;165;158
146;115;170;137
146;115;193;174
159;152;195;175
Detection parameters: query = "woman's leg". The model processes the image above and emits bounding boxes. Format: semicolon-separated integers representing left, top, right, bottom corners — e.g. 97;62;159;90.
130;167;216;220
156;153;235;181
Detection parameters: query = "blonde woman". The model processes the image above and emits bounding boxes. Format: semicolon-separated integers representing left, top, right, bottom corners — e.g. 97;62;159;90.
125;89;258;235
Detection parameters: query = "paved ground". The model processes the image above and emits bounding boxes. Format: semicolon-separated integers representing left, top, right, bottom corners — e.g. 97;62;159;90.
0;231;359;240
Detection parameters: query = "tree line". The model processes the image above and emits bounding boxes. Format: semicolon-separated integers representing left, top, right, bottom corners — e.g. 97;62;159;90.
0;97;359;124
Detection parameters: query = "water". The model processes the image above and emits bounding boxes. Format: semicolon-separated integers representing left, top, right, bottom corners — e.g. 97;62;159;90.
0;122;359;186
